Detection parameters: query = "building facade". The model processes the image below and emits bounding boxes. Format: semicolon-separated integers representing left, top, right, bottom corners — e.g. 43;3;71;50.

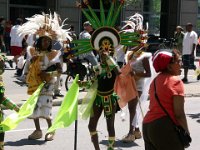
0;0;198;38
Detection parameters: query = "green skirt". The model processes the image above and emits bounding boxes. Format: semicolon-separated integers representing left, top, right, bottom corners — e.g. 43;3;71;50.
95;91;119;118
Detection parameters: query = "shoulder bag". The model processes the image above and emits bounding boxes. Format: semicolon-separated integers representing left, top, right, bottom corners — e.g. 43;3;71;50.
153;79;192;148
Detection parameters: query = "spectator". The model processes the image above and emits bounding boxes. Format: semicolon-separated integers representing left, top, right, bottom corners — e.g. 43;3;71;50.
182;23;198;83
174;26;184;54
79;21;98;66
0;17;6;53
10;18;24;67
143;49;190;150
51;38;64;98
17;34;36;82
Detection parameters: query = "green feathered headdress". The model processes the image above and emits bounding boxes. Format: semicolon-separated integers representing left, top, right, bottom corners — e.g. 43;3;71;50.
69;0;146;57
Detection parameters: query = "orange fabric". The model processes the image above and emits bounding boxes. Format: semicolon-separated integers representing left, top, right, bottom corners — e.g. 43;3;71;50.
114;63;138;108
143;73;184;125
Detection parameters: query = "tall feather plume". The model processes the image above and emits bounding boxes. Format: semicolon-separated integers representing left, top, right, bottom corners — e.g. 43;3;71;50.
17;12;72;42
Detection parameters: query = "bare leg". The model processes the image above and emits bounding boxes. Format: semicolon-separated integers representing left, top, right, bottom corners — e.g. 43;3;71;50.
132;91;142;131
46;118;52;128
88;104;103;150
106;103;116;149
45;118;54;141
14;55;20;67
184;68;188;80
122;98;138;142
28;118;42;140
128;98;138;134
34;118;41;131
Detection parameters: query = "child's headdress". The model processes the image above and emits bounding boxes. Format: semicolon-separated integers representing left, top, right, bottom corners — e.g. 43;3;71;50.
17;12;72;42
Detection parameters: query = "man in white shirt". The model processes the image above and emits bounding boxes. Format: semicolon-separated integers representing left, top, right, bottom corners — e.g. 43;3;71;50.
182;23;198;83
10;18;24;67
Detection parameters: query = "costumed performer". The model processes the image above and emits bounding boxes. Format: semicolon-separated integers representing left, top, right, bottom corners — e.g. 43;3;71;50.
0;55;19;150
18;12;71;141
117;13;151;142
73;1;140;149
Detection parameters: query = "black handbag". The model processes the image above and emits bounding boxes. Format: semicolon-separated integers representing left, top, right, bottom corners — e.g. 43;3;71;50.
153;79;192;148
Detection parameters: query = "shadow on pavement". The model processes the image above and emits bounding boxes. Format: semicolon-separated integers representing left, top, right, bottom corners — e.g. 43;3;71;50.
5;138;46;146
100;139;139;149
13;80;27;87
4;68;16;71
188;113;200;123
183;80;199;84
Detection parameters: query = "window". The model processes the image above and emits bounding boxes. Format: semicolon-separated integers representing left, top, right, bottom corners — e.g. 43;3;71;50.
143;0;161;35
197;0;200;34
10;0;47;6
9;0;56;24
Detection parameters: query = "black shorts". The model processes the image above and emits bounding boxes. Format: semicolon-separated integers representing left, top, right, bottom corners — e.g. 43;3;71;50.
182;55;196;69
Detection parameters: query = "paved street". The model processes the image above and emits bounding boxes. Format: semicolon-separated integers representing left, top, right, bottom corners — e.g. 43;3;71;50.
1;58;200;150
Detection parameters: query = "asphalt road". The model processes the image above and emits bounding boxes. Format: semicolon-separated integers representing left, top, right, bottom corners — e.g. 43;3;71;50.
1;60;200;150
3;97;200;150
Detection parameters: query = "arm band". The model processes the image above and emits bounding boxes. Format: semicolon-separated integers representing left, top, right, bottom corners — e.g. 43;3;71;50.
2;98;17;110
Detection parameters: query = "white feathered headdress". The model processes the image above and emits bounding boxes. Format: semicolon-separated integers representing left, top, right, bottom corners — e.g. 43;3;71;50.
121;13;148;32
121;13;148;45
18;12;72;42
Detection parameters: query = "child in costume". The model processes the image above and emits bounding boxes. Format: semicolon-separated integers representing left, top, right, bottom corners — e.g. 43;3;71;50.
26;35;62;141
0;55;19;150
18;12;71;141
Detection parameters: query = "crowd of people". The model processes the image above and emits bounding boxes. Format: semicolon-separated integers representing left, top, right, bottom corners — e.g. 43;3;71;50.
0;2;194;150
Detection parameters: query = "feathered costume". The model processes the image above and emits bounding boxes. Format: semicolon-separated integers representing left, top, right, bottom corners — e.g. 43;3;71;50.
115;13;149;108
17;12;72;141
18;12;71;119
68;1;147;149
0;55;19;150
